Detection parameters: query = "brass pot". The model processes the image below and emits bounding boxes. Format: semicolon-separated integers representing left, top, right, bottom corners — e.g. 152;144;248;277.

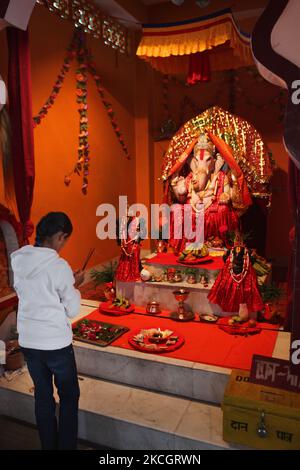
173;289;189;303
167;268;176;283
174;272;183;282
146;300;161;314
187;274;197;284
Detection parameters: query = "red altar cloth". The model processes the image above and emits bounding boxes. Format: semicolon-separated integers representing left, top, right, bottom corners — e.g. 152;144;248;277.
75;309;279;371
144;253;224;270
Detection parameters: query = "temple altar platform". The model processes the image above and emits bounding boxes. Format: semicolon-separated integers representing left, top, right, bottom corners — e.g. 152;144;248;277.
0;299;290;450
117;251;258;316
118;251;223;314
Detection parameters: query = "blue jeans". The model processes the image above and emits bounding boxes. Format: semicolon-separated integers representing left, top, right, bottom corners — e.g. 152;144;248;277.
21;344;80;450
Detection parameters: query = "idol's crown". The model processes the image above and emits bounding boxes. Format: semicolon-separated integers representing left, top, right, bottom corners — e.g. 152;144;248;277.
194;133;214;154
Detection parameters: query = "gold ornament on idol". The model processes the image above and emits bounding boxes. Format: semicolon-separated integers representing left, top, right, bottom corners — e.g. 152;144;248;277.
229;247;250;284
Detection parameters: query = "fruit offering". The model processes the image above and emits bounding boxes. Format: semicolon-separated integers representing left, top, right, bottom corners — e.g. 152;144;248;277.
178;244;209;262
228;316;257;328
218;316;260;336
110;295;132;311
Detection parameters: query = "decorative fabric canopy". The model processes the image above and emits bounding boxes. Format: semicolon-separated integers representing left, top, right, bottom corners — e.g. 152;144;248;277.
161;106;274;206
137;8;253;75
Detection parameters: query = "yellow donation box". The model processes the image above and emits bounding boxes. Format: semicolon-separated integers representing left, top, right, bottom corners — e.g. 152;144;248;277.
222;369;300;450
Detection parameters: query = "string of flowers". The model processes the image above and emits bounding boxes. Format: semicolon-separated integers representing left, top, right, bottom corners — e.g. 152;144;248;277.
33;29;130;194
64;31;90;194
33;36;76;127
88;60;130;160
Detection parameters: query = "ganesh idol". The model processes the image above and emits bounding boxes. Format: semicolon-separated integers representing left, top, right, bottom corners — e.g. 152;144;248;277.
167;131;252;253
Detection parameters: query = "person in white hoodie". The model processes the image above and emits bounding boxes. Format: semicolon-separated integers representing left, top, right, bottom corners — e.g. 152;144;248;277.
11;212;84;450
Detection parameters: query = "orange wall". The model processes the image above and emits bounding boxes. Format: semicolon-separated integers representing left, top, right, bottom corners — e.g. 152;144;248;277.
0;5;137;270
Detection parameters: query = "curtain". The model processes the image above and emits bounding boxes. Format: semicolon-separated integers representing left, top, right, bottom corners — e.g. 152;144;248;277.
137;9;253;74
6;27;35;243
187;52;211;85
286;160;300;338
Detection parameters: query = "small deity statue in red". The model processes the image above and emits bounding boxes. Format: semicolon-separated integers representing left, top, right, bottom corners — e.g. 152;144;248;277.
208;232;264;318
115;210;145;282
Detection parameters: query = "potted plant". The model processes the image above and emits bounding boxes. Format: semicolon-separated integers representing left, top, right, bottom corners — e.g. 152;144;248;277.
90;262;118;301
259;282;283;323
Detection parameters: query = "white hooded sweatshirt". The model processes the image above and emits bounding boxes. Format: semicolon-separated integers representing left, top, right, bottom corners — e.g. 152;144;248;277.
11;245;81;350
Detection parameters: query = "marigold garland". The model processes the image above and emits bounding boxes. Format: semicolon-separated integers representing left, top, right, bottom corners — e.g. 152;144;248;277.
33;29;130;194
33;37;76;127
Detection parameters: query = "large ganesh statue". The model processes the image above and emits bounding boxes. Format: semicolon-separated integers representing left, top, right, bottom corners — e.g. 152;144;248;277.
162;106;274;253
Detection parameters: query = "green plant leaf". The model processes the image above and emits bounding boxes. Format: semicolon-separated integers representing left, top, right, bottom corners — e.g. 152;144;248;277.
90;261;118;285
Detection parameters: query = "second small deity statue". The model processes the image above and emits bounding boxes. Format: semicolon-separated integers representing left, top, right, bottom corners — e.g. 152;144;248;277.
208;233;264;319
115;208;145;282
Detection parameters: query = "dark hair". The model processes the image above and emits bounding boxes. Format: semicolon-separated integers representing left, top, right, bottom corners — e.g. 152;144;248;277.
35;212;73;247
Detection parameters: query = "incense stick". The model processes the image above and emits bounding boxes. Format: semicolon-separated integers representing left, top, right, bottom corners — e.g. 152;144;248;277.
82;248;95;271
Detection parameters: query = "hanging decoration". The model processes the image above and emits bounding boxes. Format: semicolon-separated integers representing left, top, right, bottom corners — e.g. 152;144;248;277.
36;0;129;55
74;33;90;194
186;51;211;85
137;8;253;78
34;29;130;194
33;37;76;127
88;61;130;161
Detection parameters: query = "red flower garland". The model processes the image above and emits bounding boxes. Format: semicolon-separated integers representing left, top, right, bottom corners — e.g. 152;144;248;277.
33;37;76;127
65;42;90;194
33;29;130;194
88;60;130;160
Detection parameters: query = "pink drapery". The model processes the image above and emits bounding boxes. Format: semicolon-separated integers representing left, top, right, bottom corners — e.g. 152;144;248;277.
6;27;35;242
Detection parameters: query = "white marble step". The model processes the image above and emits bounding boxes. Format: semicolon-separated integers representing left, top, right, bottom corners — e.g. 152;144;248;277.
0;369;246;450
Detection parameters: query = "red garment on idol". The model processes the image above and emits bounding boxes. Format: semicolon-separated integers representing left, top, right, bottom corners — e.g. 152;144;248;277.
169;172;238;253
208;256;264;313
204;172;239;239
115;216;141;282
115;243;141;282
